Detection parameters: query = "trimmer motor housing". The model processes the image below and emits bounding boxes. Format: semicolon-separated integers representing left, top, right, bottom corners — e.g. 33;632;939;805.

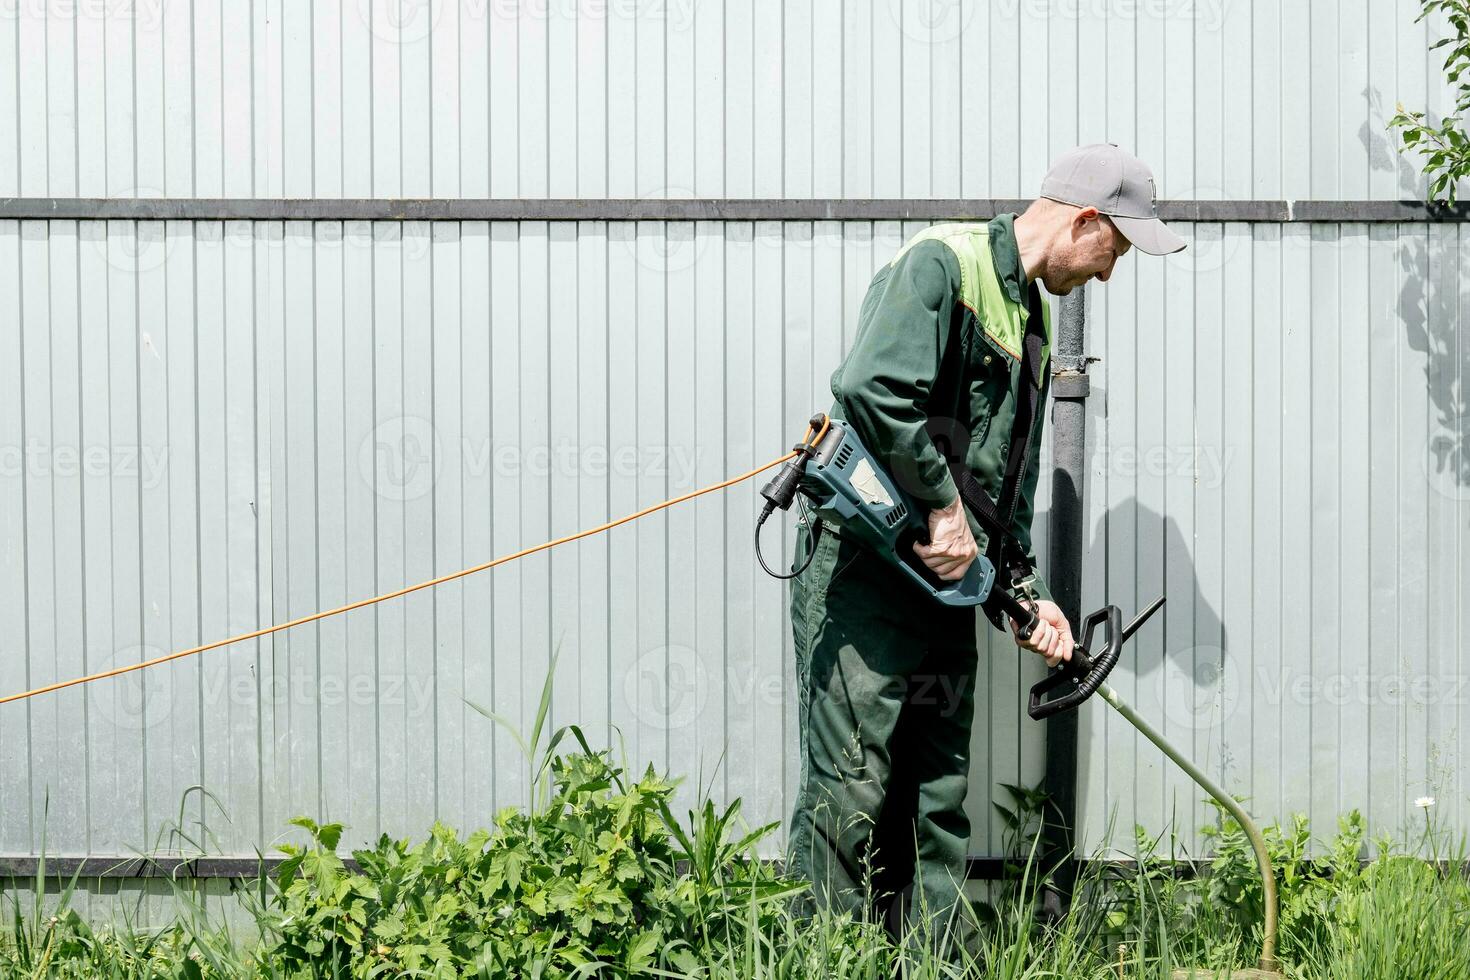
790;418;995;607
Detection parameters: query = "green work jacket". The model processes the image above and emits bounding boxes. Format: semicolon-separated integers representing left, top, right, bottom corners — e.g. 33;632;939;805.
828;214;1053;604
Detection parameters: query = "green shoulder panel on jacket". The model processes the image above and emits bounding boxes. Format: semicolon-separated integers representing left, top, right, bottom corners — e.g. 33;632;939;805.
891;223;1051;372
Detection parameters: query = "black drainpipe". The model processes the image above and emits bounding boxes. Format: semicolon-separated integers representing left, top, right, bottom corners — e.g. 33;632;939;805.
1040;285;1092;911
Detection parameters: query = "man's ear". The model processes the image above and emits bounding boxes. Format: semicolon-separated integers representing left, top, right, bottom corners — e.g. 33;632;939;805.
1069;206;1101;239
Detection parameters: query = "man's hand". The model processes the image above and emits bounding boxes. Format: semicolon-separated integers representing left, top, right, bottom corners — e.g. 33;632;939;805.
912;497;978;581
1010;600;1074;668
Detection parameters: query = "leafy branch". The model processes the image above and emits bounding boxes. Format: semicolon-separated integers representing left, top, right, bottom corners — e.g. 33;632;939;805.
1390;0;1470;203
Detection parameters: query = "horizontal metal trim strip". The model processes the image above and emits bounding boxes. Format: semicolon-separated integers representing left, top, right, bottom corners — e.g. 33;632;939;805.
4;854;1464;882
0;854;1084;882
2;198;1468;222
0;855;304;879
0;198;1028;221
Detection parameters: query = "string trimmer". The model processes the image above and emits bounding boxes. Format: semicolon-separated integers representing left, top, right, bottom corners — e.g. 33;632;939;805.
756;413;1282;978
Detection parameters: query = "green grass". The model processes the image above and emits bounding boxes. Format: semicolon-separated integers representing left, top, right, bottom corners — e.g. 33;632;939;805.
3;671;1466;979
2;740;1466;978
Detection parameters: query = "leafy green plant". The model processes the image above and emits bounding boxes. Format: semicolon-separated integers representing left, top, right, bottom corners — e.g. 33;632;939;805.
991;781;1053;881
1390;0;1470;202
1086;804;1367;975
256;724;802;979
256;640;790;979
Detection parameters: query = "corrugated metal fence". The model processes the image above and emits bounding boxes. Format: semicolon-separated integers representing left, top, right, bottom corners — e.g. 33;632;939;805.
0;0;1467;919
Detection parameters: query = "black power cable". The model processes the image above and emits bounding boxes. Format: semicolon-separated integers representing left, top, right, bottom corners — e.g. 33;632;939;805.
754;499;823;580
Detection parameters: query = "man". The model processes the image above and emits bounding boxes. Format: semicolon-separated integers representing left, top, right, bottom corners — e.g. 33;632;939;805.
787;145;1185;935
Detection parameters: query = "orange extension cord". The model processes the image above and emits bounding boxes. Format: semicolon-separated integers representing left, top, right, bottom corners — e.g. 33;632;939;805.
0;417;831;708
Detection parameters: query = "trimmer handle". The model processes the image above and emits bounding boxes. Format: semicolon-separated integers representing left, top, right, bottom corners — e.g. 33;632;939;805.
1028;605;1122;720
895;548;995;607
1027;596;1165;720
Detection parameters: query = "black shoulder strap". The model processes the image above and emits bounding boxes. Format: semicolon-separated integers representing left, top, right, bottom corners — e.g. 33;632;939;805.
951;281;1048;578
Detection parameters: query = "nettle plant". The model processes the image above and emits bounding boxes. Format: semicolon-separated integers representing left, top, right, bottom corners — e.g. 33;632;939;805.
266;745;801;979
263;663;805;980
1390;0;1470;203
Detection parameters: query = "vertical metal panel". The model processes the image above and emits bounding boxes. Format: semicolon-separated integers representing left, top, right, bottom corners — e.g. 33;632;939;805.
689;223;727;806
370;223;407;829
341;223;380;840
314;222;353;834
1217;220;1258;817
1337;225;1373;821
431;221;466;826
459;221;496;819
749;222;787;829
721;221;758;812
0;241;26;862
663;223;699;818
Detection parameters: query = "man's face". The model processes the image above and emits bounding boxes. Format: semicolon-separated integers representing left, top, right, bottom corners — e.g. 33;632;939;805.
1043;211;1131;295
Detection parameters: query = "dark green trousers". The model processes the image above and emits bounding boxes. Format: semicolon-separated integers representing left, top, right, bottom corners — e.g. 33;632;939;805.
787;521;979;936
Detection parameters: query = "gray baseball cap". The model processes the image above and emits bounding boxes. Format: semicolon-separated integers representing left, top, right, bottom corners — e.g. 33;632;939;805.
1039;143;1185;255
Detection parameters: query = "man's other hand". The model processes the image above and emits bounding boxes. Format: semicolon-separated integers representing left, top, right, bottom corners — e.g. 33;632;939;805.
1010;600;1074;668
912;497;978;581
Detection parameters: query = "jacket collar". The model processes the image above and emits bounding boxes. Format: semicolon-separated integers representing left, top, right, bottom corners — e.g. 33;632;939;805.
987;212;1026;305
